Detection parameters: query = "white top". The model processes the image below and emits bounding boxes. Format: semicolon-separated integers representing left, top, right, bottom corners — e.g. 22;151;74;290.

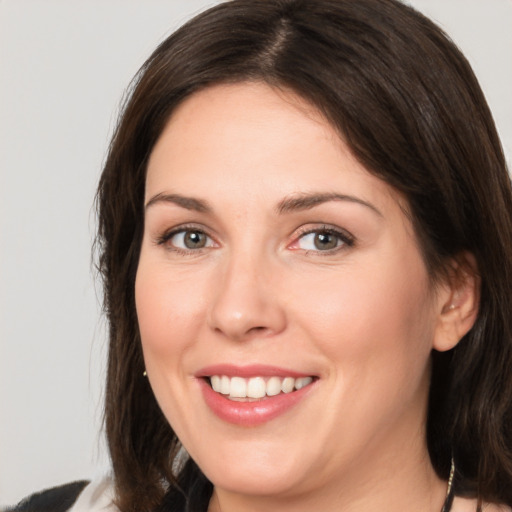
69;476;118;512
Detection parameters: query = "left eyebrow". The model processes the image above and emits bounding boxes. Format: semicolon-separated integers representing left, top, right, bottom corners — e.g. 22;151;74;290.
145;192;212;213
276;192;383;217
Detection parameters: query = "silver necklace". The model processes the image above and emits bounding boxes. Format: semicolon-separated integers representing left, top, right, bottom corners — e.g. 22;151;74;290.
440;458;456;512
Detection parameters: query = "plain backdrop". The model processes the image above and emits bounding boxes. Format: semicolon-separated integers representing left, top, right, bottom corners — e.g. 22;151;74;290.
1;0;511;506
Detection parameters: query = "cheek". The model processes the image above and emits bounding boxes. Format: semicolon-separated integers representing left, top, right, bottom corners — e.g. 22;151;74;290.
290;258;436;454
134;258;210;431
135;260;205;363
291;254;436;383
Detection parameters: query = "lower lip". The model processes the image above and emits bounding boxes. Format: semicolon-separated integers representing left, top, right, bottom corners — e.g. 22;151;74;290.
198;378;316;427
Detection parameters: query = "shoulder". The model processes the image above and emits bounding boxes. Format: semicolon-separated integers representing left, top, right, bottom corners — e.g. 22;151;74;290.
67;475;117;511
6;480;90;512
6;476;118;512
452;497;512;512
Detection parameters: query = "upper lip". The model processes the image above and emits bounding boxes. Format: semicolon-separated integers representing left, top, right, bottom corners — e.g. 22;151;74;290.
195;364;316;379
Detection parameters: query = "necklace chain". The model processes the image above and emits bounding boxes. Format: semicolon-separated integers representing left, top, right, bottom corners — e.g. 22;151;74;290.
440;457;456;512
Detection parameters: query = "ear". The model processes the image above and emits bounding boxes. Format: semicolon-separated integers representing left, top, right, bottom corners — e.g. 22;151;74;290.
433;253;480;352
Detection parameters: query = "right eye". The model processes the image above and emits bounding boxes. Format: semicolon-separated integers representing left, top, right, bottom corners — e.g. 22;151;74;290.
159;228;215;251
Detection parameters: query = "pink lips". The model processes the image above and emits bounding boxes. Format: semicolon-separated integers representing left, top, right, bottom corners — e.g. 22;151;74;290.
196;364;317;427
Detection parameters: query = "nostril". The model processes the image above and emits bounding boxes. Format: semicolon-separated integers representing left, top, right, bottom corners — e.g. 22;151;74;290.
247;326;270;336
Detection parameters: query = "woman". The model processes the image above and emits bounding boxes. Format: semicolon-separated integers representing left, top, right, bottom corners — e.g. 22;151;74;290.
10;0;512;511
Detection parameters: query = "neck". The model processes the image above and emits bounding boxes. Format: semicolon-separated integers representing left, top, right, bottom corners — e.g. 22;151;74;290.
209;451;447;512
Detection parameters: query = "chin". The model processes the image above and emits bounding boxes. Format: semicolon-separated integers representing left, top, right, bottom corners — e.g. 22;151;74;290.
205;462;303;497
188;434;321;498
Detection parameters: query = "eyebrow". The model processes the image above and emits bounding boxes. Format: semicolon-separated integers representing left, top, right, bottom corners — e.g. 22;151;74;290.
276;192;382;217
145;191;382;217
145;192;212;213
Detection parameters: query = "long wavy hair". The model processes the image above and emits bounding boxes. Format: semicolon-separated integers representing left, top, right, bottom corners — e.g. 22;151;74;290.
95;1;512;510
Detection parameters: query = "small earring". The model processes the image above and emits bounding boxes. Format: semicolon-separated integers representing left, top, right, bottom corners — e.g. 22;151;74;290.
448;304;456;310
143;370;147;377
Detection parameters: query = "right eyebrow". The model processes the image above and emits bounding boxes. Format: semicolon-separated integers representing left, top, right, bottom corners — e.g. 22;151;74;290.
144;192;212;213
276;192;383;217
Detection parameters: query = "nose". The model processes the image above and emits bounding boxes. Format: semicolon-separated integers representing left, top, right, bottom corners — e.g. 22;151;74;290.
207;250;287;342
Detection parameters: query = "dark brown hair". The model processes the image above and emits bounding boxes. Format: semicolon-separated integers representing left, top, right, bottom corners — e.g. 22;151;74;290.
95;1;512;510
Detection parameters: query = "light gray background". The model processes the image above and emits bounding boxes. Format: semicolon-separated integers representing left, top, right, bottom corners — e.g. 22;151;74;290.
1;0;511;506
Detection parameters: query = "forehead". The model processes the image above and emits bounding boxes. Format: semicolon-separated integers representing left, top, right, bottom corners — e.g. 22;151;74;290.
145;82;403;215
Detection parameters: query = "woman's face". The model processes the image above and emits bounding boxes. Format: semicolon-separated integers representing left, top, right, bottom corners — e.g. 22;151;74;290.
136;83;448;501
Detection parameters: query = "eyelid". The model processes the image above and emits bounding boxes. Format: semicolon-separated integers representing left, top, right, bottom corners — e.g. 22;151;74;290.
154;223;217;251
289;224;355;252
153;222;354;255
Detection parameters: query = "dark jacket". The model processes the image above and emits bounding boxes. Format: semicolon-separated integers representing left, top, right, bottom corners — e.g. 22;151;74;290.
5;481;89;512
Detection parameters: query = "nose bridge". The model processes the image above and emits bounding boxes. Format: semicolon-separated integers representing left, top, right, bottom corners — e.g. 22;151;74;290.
207;243;286;341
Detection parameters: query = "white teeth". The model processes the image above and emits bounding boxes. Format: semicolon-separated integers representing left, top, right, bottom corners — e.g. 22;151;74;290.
281;377;295;394
266;376;282;396
230;377;247;398
209;374;314;399
295;376;313;390
220;375;230;395
210;375;221;392
247;377;266;398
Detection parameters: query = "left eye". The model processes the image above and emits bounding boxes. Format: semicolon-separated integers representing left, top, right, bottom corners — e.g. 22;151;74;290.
167;229;214;250
296;230;346;251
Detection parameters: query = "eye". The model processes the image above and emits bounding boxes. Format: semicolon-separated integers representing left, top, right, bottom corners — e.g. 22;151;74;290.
292;227;354;252
158;227;215;251
299;231;339;251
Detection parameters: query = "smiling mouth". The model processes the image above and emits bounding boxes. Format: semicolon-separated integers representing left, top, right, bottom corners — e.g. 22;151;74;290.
207;375;315;401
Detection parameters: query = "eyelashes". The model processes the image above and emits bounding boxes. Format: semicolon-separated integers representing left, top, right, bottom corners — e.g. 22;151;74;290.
155;224;216;254
155;223;355;256
290;226;354;253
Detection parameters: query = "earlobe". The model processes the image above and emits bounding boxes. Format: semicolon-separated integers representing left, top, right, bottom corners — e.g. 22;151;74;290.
433;253;480;352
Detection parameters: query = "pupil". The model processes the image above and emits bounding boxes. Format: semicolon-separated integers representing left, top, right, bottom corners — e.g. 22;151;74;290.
314;232;337;250
185;231;206;248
